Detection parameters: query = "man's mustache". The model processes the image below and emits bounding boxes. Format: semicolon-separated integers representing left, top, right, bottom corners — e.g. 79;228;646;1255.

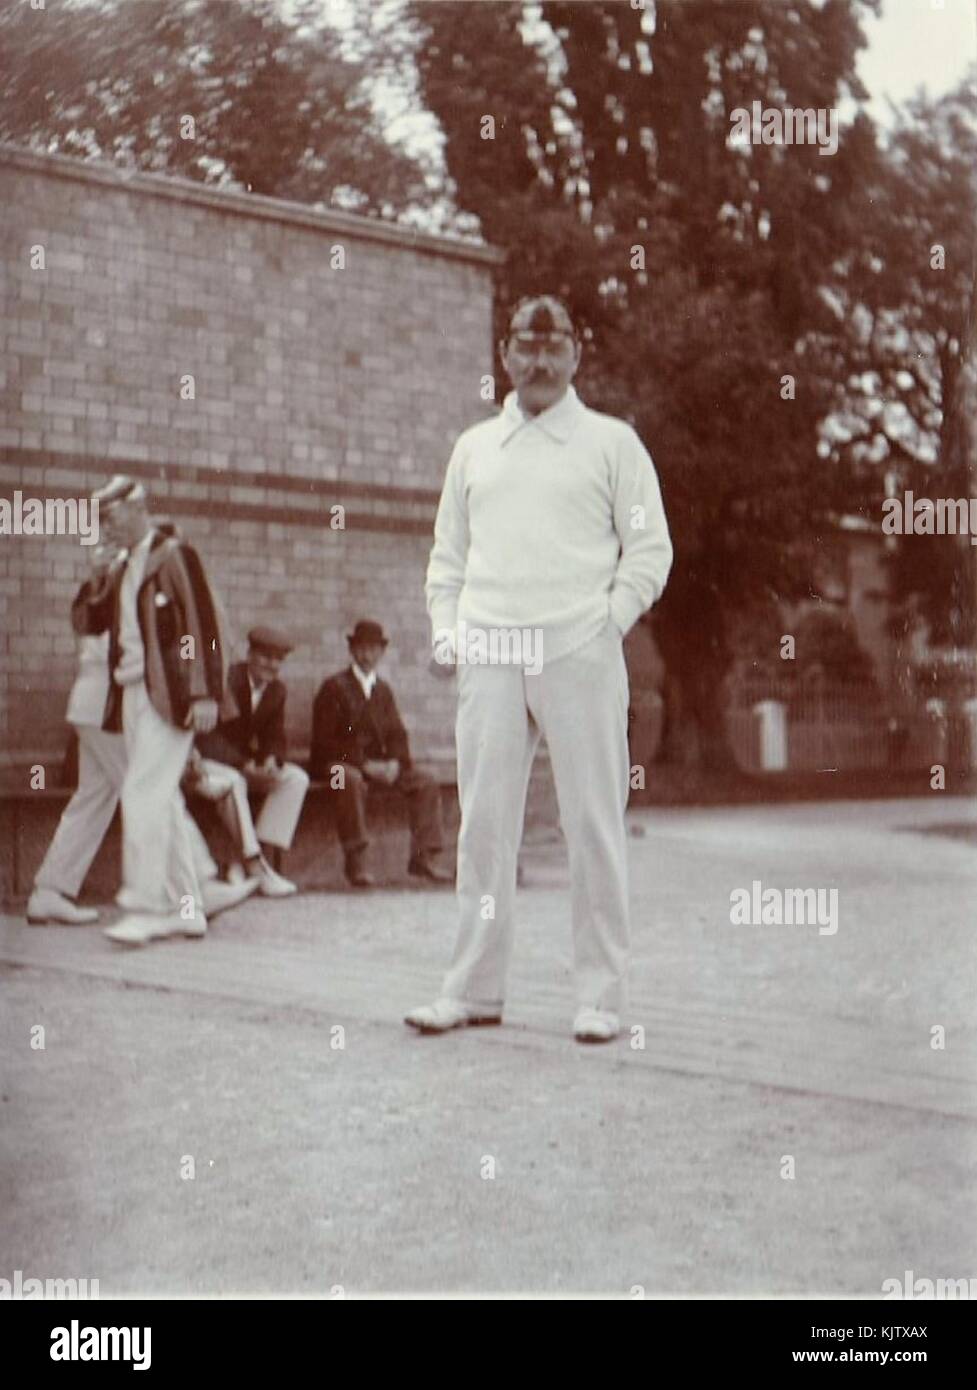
527;370;556;384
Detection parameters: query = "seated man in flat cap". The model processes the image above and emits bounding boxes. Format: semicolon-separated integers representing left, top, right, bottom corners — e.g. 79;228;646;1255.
194;626;309;896
309;619;452;888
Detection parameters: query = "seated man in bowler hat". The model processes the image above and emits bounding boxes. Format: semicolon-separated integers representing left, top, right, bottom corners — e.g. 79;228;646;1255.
309;619;452;887
195;625;309;894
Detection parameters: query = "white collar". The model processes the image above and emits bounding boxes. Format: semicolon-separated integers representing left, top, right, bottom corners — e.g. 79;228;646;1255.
499;385;583;447
123;529;154;566
351;662;378;698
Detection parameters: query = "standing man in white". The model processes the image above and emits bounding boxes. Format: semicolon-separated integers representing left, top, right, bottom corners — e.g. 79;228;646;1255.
406;296;673;1043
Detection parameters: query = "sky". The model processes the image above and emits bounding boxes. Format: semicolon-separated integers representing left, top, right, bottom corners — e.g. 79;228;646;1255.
857;0;977;120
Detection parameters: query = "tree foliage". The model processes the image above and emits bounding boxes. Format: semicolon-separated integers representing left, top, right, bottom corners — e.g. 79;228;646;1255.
2;0;973;762
406;0;975;760
0;0;427;215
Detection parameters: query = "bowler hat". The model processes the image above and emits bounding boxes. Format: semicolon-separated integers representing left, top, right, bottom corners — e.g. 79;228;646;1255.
346;619;389;648
248;625;293;658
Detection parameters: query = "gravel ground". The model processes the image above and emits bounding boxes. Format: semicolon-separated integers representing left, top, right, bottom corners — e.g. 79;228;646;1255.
1;796;975;1297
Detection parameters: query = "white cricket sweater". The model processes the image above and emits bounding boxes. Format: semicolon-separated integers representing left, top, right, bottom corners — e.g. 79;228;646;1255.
425;386;673;667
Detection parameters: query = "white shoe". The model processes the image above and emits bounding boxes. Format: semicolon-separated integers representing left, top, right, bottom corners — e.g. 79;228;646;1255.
404;997;502;1033
104;912;207;946
27;888;99;926
572;1006;620;1044
201;876;259;917
256;860;297;897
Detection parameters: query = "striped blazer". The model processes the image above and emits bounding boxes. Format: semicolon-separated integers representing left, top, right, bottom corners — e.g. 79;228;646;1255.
71;527;231;732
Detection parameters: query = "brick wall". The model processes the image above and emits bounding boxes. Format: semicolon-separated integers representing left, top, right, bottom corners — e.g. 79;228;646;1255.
0;146;502;769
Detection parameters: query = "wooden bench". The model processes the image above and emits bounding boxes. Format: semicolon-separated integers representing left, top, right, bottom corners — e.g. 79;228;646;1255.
0;780;78;902
0;746;559;903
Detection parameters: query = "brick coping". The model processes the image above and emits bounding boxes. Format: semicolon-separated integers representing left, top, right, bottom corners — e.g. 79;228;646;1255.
0;142;505;268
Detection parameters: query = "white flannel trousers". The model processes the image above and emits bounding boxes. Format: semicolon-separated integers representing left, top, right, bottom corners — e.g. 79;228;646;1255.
117;682;206;916
442;619;631;1014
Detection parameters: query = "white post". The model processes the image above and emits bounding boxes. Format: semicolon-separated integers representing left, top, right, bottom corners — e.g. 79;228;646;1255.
926;698;948;766
754;699;788;771
962;698;977;770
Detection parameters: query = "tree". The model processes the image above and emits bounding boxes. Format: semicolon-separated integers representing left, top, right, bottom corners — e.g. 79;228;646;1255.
0;0;428;216
875;80;976;655
408;0;891;766
766;73;977;698
742;604;879;690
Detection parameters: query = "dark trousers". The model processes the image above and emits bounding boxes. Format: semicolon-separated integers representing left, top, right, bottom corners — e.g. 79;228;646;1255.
330;765;444;859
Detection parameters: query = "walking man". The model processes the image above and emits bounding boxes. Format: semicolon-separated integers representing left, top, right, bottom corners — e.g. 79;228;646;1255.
71;476;239;945
27;544;127;925
406;296;673;1042
29;536;250;927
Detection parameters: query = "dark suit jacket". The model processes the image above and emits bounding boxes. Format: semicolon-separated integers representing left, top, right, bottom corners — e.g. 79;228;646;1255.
197;661;288;768
309;667;411;779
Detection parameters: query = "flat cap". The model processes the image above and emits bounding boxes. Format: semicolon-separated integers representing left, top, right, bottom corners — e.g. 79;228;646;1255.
247;625;293;657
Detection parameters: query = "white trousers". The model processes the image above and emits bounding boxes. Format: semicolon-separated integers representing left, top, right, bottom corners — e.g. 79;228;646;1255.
442;619;631;1014
251;762;309;851
194;757;308;859
117;683;203;916
34;724;216;901
34;727;127;899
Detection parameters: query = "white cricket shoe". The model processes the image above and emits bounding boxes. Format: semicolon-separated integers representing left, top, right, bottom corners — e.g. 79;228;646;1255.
104;912;207;946
201;876;259;917
256;859;297;897
27;888;99;926
572;1006;620;1044
404;997;503;1033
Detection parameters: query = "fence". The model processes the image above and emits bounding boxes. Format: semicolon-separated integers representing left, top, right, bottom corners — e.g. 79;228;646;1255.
725;680;955;773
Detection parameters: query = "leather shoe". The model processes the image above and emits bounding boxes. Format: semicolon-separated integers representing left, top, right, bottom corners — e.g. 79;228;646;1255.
407;853;453;884
344;850;375;888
